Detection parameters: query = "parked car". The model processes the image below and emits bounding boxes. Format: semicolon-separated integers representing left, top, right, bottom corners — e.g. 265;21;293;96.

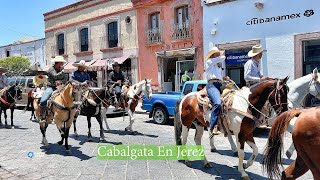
142;80;207;124
8;76;35;106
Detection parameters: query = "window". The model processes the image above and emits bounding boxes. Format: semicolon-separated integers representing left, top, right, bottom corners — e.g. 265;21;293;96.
107;22;118;48
80;28;89;52
183;84;193;95
57;34;65;55
303;39;320;75
176;5;189;26
150;12;160;30
6;50;10;57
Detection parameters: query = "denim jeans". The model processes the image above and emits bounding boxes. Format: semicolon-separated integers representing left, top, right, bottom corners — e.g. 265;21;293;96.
40;87;53;107
206;82;222;129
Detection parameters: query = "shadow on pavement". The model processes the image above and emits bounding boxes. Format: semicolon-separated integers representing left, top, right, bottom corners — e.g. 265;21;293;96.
40;143;92;161
110;129;158;138
69;134;123;146
0;124;29;130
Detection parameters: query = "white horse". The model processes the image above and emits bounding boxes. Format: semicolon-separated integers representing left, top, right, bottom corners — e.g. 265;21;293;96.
102;79;152;133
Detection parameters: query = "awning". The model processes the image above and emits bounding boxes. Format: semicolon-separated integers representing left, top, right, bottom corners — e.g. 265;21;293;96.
113;55;130;64
63;60;97;73
155;48;196;58
91;59;108;71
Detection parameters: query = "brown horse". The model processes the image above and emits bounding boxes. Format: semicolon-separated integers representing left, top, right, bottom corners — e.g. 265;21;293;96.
34;81;77;154
263;107;320;180
174;77;289;179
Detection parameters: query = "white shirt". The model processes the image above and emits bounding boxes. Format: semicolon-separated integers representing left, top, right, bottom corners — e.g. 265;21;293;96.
205;56;225;80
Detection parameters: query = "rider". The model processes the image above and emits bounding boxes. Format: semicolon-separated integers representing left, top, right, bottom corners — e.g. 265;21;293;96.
108;62;126;110
244;44;269;87
72;60;91;104
32;68;47;98
0;67;8;97
205;47;230;135
39;56;68;123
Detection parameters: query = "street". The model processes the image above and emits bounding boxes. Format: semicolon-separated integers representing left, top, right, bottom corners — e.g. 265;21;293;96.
0;110;313;180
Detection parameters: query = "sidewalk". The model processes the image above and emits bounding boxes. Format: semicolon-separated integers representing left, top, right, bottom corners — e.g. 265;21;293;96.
135;101;148;114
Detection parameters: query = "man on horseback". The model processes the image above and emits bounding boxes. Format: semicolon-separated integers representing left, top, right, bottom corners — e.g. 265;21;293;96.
72;60;91;105
108;62;126;110
0;67;8;97
205;47;230;135
244;44;269;87
39;56;68;123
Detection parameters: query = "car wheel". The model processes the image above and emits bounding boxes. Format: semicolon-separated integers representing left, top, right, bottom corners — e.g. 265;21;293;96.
152;106;168;124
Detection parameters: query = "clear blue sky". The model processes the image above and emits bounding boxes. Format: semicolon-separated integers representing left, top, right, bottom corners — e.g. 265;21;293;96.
0;0;78;46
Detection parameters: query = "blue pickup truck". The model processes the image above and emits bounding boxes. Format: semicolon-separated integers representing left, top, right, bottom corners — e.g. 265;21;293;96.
142;80;207;124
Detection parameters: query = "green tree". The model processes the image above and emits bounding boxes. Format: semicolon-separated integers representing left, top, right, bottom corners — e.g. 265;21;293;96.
0;56;31;73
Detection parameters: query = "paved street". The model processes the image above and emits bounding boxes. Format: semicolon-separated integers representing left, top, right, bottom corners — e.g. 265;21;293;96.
0;109;313;180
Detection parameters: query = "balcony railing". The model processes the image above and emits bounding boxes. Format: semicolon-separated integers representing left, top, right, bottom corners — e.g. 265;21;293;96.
73;40;92;53
146;21;164;44
172;22;192;40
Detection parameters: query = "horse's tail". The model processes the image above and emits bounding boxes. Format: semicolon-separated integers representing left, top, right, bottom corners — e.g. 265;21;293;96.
174;98;183;145
262;109;302;179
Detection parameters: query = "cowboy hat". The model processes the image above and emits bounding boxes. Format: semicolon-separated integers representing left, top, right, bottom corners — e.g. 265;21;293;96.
51;56;66;63
72;60;89;69
205;47;225;60
248;44;266;57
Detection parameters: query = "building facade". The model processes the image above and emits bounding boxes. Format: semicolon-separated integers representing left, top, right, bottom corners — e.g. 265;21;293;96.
0;38;46;68
132;0;203;92
44;0;139;87
203;0;320;87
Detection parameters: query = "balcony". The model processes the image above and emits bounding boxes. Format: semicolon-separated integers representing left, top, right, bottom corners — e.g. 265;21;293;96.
50;46;68;58
73;40;93;57
99;36;123;53
146;21;163;45
172;22;192;41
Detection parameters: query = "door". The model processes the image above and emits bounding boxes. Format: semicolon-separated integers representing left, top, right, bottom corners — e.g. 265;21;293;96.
176;60;194;91
227;67;245;88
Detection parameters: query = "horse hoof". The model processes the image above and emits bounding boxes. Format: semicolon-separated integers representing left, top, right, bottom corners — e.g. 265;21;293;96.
11;126;15;129
125;128;128;131
211;148;217;152
204;162;212;168
129;131;135;135
286;151;292;159
241;176;250;180
243;163;249;169
74;132;79;137
233;152;238;157
87;136;93;142
57;141;63;145
99;137;106;142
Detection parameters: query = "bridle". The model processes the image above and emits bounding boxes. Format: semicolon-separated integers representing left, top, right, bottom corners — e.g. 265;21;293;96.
267;79;288;115
308;74;320;98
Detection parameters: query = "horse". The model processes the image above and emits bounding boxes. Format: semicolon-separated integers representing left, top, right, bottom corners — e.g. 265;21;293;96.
72;86;116;142
174;77;289;179
262;107;320;180
0;85;22;128
33;81;78;154
103;79;152;134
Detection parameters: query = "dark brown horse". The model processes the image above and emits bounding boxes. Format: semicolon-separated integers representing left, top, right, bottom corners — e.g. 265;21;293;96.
263;107;320;180
0;85;22;128
174;77;289;179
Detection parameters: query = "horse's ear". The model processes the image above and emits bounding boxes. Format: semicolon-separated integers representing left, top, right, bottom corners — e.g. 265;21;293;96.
282;76;289;84
313;68;318;80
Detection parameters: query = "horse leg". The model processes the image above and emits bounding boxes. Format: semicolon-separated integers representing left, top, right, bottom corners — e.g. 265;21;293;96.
181;124;192;167
96;113;105;141
40;122;49;146
55;121;65;145
10;108;14;128
64;124;71;155
193;123;211;168
73;111;79;137
4;109;7;126
282;153;309;179
235;131;249;180
286;142;296;159
243;133;258;169
102;107;111;132
125;100;134;133
87;116;93;142
227;133;238;156
0;108;2;124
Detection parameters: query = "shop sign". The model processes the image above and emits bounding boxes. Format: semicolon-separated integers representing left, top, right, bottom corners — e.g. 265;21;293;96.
246;9;315;26
225;52;250;65
160;41;194;50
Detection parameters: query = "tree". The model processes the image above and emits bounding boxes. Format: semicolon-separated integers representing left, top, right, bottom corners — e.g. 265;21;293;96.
0;56;31;74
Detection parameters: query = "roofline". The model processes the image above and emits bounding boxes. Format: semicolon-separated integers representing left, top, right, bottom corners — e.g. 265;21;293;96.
0;38;45;48
43;0;92;17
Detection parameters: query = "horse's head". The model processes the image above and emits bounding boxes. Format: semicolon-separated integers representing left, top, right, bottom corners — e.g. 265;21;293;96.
267;77;289;114
142;78;152;100
8;84;22;100
309;68;320;99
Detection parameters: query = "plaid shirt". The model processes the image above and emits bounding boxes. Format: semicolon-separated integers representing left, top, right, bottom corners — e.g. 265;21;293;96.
47;65;68;88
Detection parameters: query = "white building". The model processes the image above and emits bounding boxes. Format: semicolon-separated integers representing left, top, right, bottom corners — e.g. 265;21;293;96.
203;0;320;87
0;37;46;68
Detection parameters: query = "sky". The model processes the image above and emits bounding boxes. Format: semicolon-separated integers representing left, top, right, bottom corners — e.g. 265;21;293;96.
0;0;78;46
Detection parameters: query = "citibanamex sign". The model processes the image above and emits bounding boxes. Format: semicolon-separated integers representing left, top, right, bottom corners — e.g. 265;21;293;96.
246;9;315;26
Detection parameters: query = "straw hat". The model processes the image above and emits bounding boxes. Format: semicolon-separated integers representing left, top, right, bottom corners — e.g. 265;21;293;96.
51;56;66;63
205;47;225;60
72;60;89;69
248;44;266;57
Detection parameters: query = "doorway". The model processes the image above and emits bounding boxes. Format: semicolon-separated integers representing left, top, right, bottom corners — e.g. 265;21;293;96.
176;60;194;91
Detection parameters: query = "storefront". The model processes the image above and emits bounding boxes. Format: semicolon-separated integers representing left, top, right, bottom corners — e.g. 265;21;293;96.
203;0;320;104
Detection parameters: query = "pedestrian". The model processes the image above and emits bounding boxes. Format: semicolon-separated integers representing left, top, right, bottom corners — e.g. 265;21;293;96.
0;67;8;97
205;47;230;135
244;44;269;87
